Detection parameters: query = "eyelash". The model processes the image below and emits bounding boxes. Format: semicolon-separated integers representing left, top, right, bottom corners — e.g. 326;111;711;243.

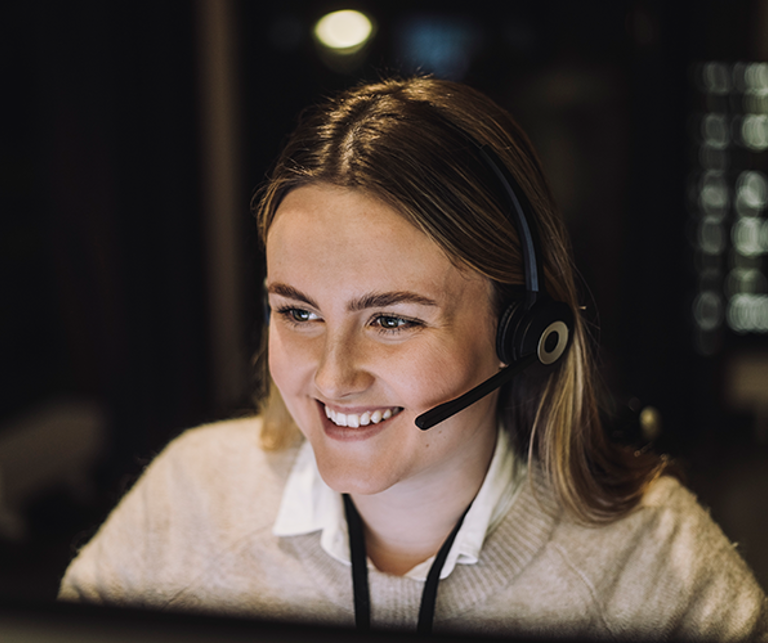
275;306;317;326
371;314;422;334
274;307;422;335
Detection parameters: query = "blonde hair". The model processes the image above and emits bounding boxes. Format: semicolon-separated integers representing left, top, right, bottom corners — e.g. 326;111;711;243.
252;76;667;523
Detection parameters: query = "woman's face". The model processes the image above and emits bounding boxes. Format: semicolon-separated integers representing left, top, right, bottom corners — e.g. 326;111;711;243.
266;183;500;496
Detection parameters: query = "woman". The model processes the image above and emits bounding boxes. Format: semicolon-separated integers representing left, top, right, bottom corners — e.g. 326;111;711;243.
60;77;767;639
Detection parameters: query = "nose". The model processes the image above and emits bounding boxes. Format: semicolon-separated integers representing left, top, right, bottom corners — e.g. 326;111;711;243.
313;329;374;400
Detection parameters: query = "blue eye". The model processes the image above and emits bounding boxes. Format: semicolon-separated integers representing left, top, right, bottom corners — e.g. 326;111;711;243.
372;315;422;334
276;307;316;323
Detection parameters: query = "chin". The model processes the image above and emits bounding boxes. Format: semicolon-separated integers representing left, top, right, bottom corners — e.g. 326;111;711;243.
312;450;402;496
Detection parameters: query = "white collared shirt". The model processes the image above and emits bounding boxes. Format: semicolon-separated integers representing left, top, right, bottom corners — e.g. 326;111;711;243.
272;425;526;581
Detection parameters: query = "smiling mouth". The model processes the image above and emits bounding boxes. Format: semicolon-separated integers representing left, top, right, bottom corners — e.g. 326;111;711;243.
324;405;403;428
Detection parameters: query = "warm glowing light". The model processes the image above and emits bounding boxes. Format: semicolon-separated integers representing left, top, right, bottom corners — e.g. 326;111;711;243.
639;407;662;442
314;10;373;53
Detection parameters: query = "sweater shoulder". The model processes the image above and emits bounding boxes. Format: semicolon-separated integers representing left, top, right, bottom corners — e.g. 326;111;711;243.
547;474;767;639
551;474;737;560
59;416;302;607
640;472;705;513
159;415;294;464
632;474;750;569
117;415;301;535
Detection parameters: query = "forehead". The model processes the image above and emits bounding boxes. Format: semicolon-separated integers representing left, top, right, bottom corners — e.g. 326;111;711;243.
266;184;490;304
270;184;416;243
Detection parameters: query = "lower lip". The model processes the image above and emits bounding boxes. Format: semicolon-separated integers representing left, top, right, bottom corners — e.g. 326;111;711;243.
318;403;396;441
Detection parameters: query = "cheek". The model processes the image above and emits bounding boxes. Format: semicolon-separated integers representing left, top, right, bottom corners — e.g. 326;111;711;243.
267;328;316;434
400;334;498;410
267;326;300;396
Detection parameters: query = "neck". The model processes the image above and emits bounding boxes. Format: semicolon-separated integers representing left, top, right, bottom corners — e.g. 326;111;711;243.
350;426;497;576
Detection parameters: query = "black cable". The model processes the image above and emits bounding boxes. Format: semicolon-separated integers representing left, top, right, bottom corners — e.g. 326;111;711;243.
343;493;370;630
417;503;472;634
415;354;537;430
343;494;472;635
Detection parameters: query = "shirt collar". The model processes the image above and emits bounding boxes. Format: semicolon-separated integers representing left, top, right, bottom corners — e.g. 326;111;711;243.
272;425;526;581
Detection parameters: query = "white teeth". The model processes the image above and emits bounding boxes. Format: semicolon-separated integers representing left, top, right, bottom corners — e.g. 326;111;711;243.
324;405;401;428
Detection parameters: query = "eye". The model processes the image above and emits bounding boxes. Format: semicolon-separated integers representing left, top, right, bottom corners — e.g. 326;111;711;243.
377;315;405;329
276;306;319;324
371;315;421;334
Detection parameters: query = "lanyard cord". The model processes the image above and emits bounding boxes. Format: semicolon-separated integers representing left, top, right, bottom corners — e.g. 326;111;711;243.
343;493;371;630
342;494;472;635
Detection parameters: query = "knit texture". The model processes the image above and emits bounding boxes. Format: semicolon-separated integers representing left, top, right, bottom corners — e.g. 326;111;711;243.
59;417;768;640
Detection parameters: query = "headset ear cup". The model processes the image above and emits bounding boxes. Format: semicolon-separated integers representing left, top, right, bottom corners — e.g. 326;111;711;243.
496;301;524;365
519;298;574;366
497;298;574;366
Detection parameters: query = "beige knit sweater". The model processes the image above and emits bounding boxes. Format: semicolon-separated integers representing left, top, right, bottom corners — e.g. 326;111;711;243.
59;417;768;640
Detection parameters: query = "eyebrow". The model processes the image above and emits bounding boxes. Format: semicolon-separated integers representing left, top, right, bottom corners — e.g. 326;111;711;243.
267;283;438;312
349;291;438;311
267;283;319;308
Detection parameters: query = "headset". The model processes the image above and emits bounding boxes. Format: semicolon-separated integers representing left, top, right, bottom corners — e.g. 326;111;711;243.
414;136;575;430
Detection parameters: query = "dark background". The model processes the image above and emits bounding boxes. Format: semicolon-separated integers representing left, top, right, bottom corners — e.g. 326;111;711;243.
1;0;767;606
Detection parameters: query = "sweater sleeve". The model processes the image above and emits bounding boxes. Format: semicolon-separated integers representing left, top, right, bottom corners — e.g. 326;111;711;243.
58;417;290;609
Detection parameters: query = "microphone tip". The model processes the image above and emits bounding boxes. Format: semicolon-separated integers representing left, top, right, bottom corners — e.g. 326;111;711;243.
415;415;432;431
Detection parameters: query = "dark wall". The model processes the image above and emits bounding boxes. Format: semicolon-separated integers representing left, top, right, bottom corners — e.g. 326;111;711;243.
1;1;212;599
2;2;211;467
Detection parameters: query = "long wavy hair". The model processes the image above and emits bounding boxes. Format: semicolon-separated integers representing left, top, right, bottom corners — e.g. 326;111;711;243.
252;76;667;524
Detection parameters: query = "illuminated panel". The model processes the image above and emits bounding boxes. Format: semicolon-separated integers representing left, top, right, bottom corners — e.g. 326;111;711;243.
690;62;768;352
